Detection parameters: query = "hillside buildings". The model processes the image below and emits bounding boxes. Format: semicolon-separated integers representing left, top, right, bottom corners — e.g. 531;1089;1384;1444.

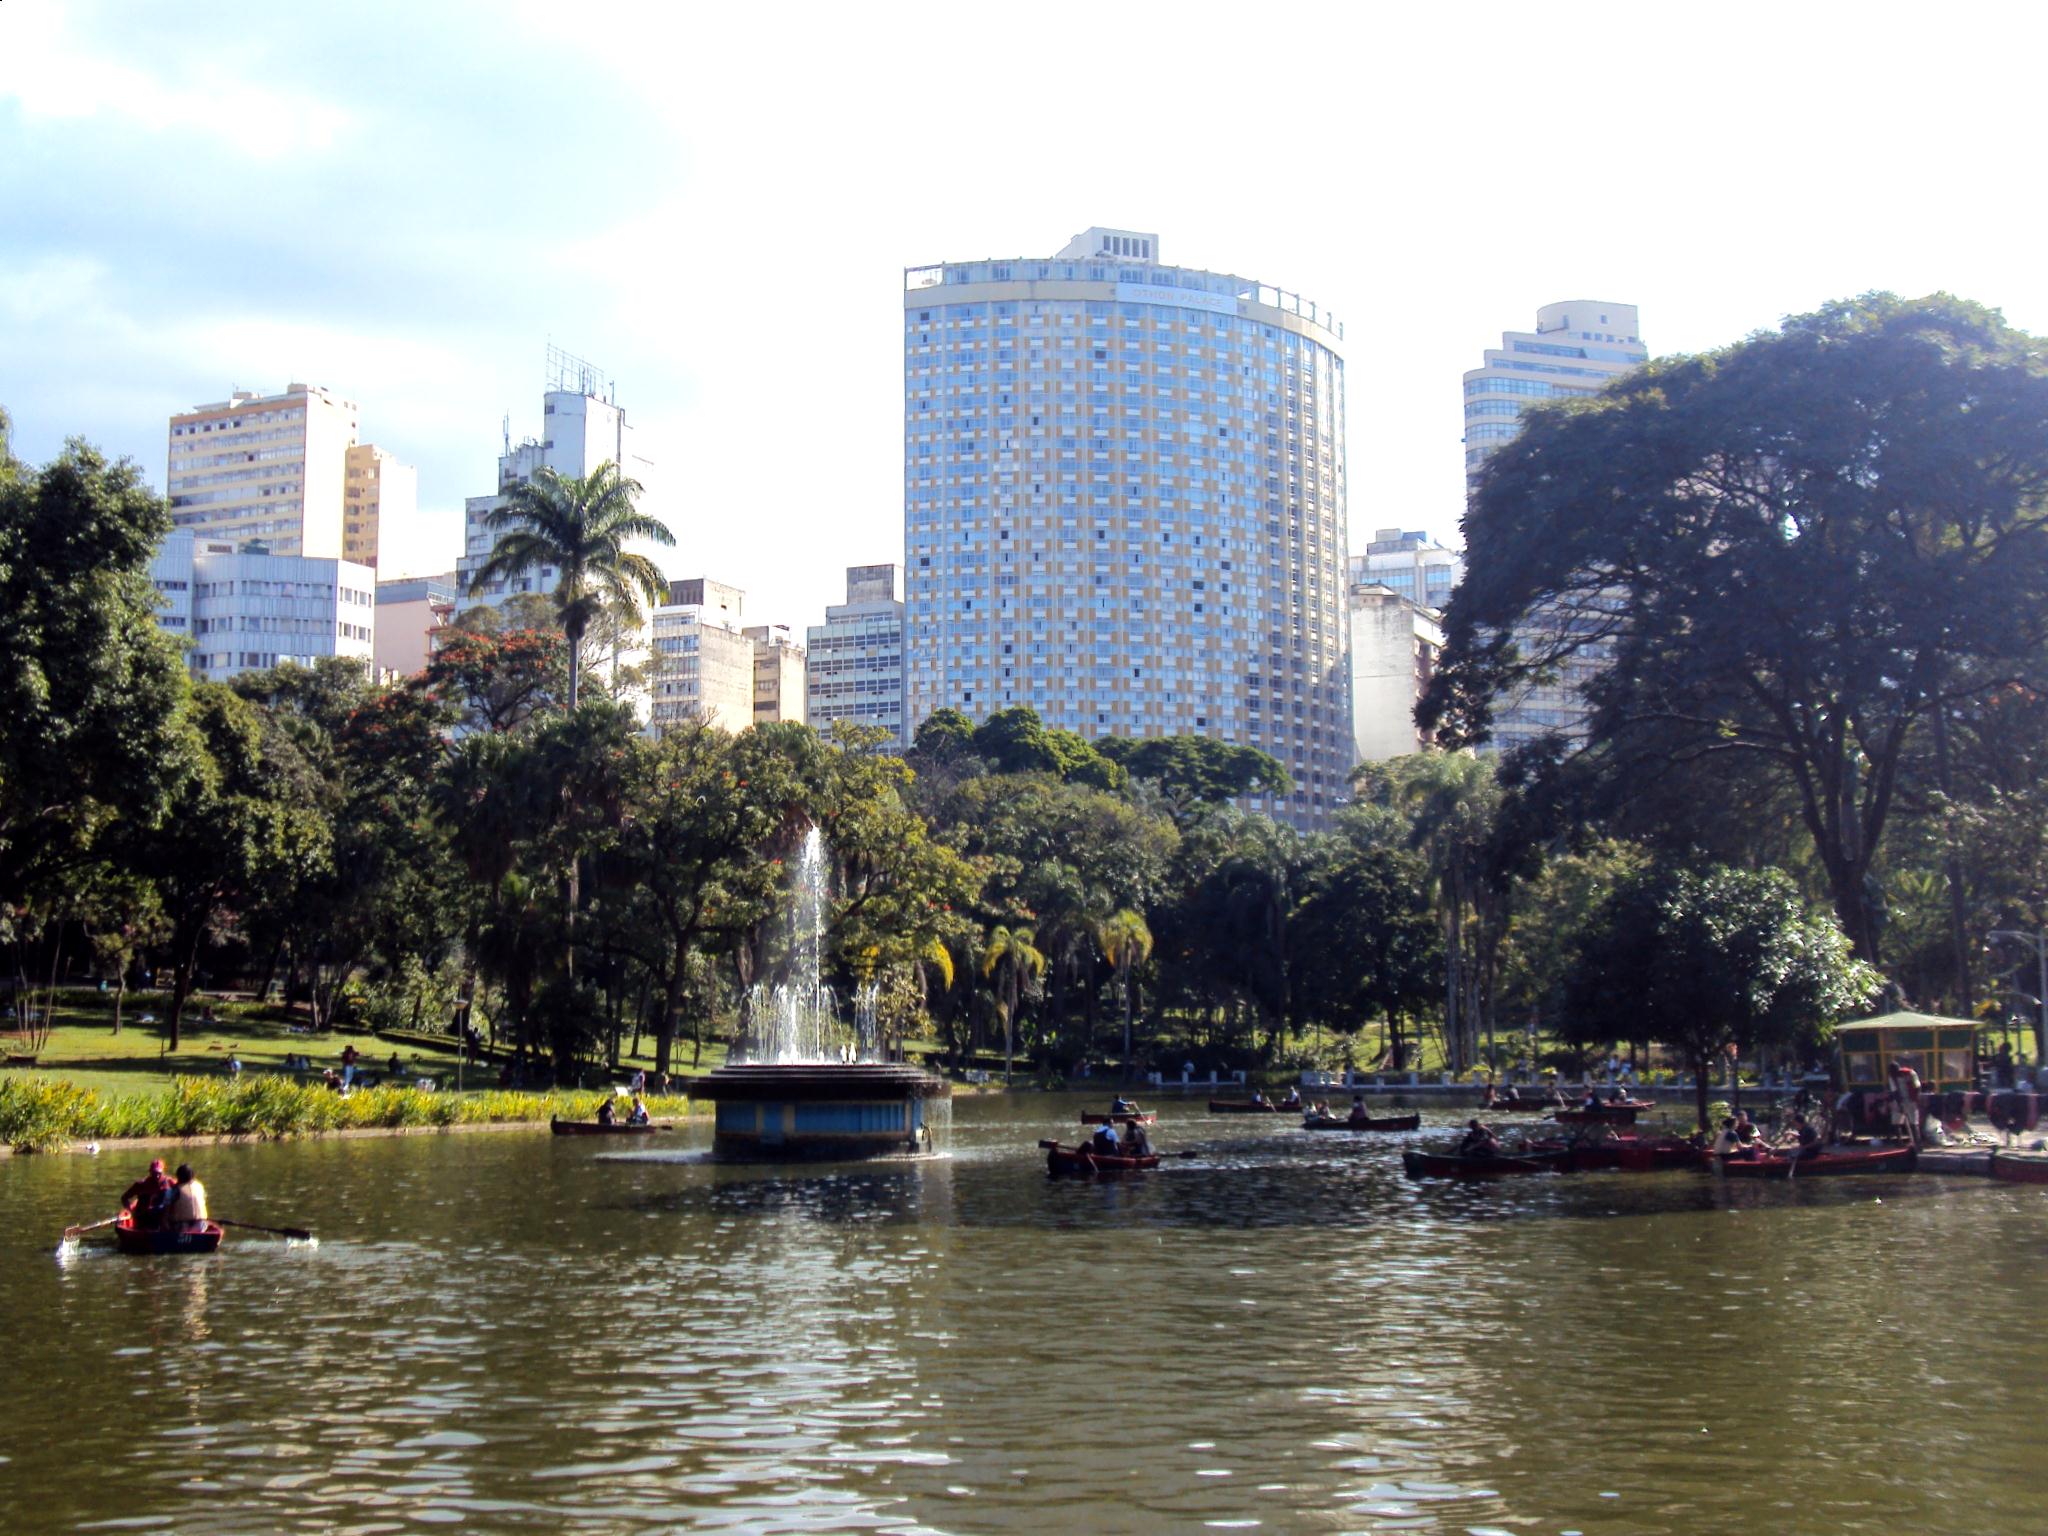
149;529;375;681
1462;302;1646;754
902;226;1350;824
168;383;416;564
806;564;906;746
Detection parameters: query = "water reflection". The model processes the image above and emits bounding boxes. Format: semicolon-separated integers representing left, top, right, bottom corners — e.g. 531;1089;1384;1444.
2;1097;2044;1533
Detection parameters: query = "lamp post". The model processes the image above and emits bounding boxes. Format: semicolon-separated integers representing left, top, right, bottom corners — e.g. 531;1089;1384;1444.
1989;930;2048;1068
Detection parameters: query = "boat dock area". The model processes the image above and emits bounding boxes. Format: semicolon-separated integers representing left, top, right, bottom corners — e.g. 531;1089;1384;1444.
1918;1146;2048;1182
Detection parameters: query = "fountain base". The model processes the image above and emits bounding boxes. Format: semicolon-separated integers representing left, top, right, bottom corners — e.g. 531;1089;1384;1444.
690;1062;953;1162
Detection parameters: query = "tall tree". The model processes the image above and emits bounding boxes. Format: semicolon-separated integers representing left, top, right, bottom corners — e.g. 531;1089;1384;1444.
1424;295;2048;965
464;461;674;708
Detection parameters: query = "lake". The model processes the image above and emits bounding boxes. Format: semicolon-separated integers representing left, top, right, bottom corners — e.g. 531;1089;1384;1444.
4;1092;2044;1533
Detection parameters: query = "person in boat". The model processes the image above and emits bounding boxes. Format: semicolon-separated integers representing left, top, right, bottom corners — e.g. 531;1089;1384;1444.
1481;1082;1501;1109
1458;1119;1501;1159
1110;1095;1138;1116
1277;1087;1302;1111
1123;1118;1152;1157
1089;1121;1121;1157
120;1158;174;1230
1791;1113;1822;1161
596;1097;617;1127
1249;1089;1270;1108
1347;1095;1371;1125
165;1164;209;1231
1709;1118;1741;1158
627;1095;650;1126
1580;1086;1602;1110
1733;1111;1761;1147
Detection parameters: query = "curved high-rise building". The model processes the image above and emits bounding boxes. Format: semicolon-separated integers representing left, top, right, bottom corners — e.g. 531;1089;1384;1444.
902;227;1349;824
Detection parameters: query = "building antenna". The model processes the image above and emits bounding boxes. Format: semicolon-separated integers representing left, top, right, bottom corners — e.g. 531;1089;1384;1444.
502;413;511;455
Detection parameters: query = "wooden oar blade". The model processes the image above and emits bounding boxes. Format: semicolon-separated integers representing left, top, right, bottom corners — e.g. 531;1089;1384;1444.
216;1218;314;1240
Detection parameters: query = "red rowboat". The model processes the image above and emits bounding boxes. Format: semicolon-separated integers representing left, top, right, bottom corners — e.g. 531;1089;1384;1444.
113;1218;224;1255
1552;1103;1651;1126
550;1116;666;1136
1717;1145;1917;1178
1046;1142;1160;1175
1991;1152;2048;1185
1078;1111;1157;1125
1606;1138;1704;1172
1301;1112;1421;1132
1402;1147;1567;1179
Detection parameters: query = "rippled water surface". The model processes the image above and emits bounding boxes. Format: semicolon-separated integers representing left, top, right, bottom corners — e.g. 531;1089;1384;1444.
6;1095;2047;1534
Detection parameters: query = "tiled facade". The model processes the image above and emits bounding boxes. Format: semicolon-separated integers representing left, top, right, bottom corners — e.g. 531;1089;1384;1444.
806;564;905;747
167;383;360;559
902;228;1350;825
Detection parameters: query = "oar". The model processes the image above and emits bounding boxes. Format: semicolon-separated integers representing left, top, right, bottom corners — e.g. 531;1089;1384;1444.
215;1217;313;1240
61;1216;121;1242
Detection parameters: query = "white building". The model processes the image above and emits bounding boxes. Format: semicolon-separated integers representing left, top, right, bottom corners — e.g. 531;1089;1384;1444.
903;226;1350;827
1348;529;1462;612
1348;582;1444;763
1463;302;1645;754
806;564;905;746
150;530;375;681
650;578;755;733
167;383;360;559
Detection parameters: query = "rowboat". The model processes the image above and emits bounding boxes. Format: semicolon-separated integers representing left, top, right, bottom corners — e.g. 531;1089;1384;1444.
549;1116;666;1136
113;1218;224;1255
1046;1142;1160;1175
1207;1099;1296;1114
1079;1111;1156;1125
1991;1152;2048;1185
1717;1145;1917;1178
1301;1112;1421;1132
1566;1137;1702;1172
1402;1147;1567;1179
1551;1104;1646;1126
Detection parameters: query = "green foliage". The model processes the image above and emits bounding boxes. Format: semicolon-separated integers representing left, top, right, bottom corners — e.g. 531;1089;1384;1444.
1097;735;1290;809
1426;294;2048;964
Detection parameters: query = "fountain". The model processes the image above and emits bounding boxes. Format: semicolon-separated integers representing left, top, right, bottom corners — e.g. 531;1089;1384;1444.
691;826;951;1160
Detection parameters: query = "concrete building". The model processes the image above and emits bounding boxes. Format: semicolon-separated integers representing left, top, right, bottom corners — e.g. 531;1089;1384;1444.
167;383;361;558
650;578;755;733
744;624;808;725
373;574;458;677
149;530;375;681
1463;302;1646;754
1348;529;1462;612
1348;582;1444;762
807;564;906;747
456;348;661;615
903;226;1349;825
343;444;426;574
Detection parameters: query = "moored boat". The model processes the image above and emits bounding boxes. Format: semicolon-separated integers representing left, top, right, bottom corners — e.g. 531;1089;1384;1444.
1301;1112;1421;1132
1402;1147;1567;1179
1078;1111;1157;1125
1552;1103;1648;1126
1046;1142;1161;1175
1991;1151;2048;1185
1605;1138;1704;1172
1717;1144;1917;1178
550;1116;666;1136
113;1218;224;1255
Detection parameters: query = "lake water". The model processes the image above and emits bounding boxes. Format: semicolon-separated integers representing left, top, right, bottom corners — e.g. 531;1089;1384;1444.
5;1093;2045;1534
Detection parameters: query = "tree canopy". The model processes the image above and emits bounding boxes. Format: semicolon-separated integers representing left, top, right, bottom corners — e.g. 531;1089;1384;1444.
1424;294;2048;963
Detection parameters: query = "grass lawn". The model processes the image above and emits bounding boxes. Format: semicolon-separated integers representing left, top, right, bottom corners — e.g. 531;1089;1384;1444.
7;995;731;1100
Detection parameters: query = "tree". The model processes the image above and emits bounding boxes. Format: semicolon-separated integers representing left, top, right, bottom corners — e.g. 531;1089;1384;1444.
1095;908;1153;1080
981;924;1047;1083
1562;863;1882;1130
422;623;566;733
1425;295;2048;966
1097;736;1291;815
464;461;674;708
1288;832;1441;1069
0;433;195;1020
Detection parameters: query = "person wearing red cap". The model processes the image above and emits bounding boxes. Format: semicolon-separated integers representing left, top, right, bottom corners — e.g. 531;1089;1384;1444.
119;1159;173;1231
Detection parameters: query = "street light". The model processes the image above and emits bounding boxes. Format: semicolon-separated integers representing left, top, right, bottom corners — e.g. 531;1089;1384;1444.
1989;929;2048;1067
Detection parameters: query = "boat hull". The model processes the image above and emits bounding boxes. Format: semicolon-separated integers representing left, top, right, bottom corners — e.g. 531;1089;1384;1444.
1302;1113;1420;1132
1718;1146;1917;1178
114;1221;224;1255
1047;1145;1160;1176
550;1117;665;1136
1992;1152;2048;1185
1402;1148;1564;1179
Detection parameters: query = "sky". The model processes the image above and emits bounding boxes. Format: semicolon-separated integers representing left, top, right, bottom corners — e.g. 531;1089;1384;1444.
3;1;2045;630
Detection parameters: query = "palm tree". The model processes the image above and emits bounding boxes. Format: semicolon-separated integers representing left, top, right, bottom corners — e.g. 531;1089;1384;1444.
981;924;1047;1085
465;462;674;708
1096;908;1153;1082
